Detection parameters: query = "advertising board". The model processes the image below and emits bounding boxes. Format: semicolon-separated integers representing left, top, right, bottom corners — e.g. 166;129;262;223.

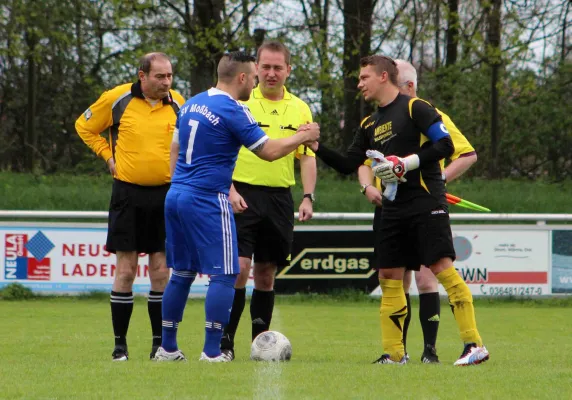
0;223;558;296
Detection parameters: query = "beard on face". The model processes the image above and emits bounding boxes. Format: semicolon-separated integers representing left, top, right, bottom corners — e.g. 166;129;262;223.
238;85;252;101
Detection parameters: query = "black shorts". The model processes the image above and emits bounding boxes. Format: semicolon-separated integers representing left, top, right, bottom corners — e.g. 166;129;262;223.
233;181;294;267
374;206;456;270
373;206;419;271
106;179;170;254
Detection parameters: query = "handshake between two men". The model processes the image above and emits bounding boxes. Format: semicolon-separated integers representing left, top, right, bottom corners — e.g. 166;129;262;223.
297;122;418;186
296;122;321;148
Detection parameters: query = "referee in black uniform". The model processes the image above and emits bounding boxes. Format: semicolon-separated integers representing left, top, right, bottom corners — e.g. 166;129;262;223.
220;41;317;360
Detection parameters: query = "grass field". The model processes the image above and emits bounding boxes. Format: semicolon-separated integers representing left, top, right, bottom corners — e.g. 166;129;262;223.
2;173;571;399
2;172;572;219
2;295;571;399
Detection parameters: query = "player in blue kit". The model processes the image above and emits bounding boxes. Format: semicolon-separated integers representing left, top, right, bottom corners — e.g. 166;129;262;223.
153;52;320;362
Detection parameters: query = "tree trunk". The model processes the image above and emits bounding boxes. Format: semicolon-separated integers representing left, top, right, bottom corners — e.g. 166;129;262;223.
253;28;266;50
25;30;38;172
445;0;458;66
191;0;224;96
341;0;373;149
242;0;251;53
485;0;502;178
562;0;571;62
434;0;440;69
409;0;418;61
315;0;335;138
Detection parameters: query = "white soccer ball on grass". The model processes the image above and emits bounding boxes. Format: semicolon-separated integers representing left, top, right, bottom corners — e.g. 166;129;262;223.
250;331;292;362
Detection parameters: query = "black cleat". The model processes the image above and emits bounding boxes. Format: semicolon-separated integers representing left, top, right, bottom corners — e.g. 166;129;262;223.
150;345;160;360
221;348;235;361
221;333;233;348
372;354;407;364
421;345;440;364
220;333;235;360
112;345;129;361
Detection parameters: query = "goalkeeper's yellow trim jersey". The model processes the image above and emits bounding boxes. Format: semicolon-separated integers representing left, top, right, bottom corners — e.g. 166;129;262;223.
366;107;475;190
232;86;315;188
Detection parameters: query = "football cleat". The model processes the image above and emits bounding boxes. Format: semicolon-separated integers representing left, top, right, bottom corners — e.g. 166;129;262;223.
150;345;160;360
454;343;490;366
372;354;408;364
153;347;187;362
421;345;440;364
221;348;235;361
112;345;129;362
199;352;233;363
220;333;235;360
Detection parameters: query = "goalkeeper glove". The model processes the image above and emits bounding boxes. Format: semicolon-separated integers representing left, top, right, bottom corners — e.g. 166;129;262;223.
372;154;420;183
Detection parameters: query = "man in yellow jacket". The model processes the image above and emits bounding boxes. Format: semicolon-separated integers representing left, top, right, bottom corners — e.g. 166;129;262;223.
75;52;185;362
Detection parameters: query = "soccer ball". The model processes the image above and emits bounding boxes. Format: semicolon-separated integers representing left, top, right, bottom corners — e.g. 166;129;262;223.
250;331;292;362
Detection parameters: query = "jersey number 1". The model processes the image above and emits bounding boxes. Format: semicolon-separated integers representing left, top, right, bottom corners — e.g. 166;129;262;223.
185;119;199;165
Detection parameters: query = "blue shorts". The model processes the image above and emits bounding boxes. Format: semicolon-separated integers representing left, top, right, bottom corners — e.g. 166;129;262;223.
165;187;239;275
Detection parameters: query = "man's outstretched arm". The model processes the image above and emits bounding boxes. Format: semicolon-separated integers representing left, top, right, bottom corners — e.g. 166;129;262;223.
309;142;366;175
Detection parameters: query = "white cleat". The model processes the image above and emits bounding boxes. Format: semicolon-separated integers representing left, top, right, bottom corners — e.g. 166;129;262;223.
454;343;490;366
153;347;187;361
199;352;233;363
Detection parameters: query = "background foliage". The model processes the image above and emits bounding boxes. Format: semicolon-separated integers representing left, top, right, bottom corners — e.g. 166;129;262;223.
1;0;570;179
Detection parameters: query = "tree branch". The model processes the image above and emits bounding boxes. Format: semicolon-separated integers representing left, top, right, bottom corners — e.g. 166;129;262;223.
230;1;265;38
372;0;411;53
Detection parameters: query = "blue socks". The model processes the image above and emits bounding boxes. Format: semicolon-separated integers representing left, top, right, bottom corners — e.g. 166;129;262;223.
161;271;237;356
203;274;236;357
161;271;195;352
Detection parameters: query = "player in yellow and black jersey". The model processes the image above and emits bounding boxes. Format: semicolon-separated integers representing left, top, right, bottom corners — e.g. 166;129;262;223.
309;55;489;366
358;59;478;364
220;41;317;360
75;52;185;362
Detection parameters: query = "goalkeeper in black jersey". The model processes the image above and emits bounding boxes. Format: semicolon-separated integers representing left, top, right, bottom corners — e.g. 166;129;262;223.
308;55;489;366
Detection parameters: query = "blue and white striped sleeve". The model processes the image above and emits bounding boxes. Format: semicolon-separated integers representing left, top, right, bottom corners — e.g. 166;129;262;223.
228;102;269;150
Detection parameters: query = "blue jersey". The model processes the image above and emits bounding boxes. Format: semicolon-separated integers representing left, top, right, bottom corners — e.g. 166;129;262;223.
172;88;269;194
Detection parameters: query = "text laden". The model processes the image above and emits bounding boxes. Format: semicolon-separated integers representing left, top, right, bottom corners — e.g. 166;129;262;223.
61;263;149;277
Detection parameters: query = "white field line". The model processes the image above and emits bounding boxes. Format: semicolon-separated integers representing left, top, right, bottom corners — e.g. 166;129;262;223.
253;307;284;400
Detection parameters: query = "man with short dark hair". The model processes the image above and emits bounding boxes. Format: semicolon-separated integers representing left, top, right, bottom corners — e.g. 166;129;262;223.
357;58;478;364
75;52;185;361
309;55;489;366
220;41;318;360
153;52;319;362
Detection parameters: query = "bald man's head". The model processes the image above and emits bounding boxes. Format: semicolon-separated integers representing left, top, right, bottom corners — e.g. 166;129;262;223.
138;52;173;100
139;52;171;74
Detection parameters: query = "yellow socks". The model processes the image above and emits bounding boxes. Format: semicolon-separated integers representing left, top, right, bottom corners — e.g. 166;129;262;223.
436;267;483;346
379;279;407;361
